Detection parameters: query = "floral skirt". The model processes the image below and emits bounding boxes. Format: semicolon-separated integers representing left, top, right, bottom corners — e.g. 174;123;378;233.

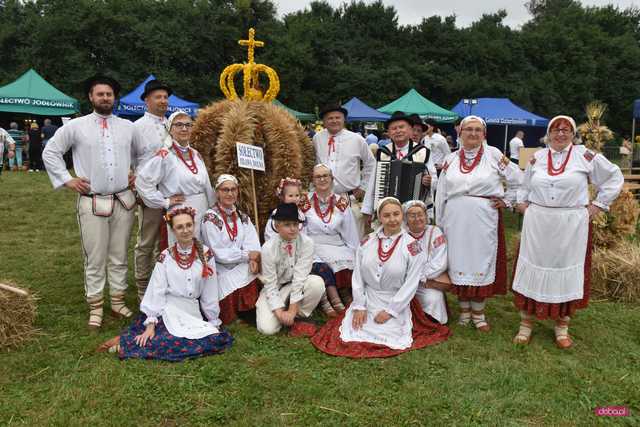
119;314;233;362
311;262;353;289
310;298;450;359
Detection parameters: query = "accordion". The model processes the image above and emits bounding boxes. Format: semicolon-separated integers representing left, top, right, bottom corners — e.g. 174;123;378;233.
373;144;430;209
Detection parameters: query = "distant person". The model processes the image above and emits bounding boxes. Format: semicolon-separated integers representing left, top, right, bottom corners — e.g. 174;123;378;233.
423;119;451;174
27;122;44;171
409;114;427;144
365;130;378;146
620;136;632;171
41;118;59;149
0;127;16;175
509;130;525;164
7;122;25;171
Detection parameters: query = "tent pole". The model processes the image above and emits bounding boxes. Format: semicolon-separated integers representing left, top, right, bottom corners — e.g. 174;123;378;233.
632;118;636;146
503;124;509;154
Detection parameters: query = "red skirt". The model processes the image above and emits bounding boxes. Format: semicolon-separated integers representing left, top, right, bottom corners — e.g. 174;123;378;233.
335;270;353;290
219;279;260;325
450;210;507;300
512;224;592;320
310;298;451;359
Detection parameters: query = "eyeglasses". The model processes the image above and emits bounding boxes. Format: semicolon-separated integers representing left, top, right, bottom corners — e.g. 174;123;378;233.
313;174;332;180
172;122;193;129
218;187;238;194
550;128;573;135
462;127;484;133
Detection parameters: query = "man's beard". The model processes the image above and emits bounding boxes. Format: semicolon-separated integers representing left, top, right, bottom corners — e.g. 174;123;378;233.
93;101;114;115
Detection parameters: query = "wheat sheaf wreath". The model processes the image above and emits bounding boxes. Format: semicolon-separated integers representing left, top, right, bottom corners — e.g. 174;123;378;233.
191;99;314;238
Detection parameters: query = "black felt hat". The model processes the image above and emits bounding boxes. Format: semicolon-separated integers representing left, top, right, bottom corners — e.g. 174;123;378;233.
408;113;428;131
84;74;121;97
319;103;348;119
271;203;304;222
384;111;414;129
140;79;173;101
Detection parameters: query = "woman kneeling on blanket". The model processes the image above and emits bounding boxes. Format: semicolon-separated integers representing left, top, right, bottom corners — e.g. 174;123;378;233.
97;206;233;361
311;197;450;358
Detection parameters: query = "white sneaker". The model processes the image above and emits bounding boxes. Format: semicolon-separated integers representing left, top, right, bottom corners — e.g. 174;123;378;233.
28;169;34;172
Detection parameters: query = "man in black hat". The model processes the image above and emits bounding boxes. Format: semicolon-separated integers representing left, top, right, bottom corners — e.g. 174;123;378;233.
133;79;173;301
361;111;438;221
408;113;427;146
423;119;451;174
42;74;145;331
313;104;376;237
255;203;325;335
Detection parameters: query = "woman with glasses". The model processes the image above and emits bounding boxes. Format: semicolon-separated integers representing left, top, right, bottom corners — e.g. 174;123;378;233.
435;115;522;332
300;164;360;317
512;115;623;348
201;174;261;324
136;110;215;246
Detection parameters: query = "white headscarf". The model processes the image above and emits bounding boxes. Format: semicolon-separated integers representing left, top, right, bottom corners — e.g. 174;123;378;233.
546;115;576;136
460;115;486;130
402;200;428;222
163;110;191;148
215;174;239;189
376;196;401;218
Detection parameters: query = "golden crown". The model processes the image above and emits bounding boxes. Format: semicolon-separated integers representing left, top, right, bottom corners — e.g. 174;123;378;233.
219;28;280;102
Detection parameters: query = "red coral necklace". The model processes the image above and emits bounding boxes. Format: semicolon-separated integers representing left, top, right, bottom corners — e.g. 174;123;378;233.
547;145;573;176
173;243;197;269
459;145;484;174
313;193;334;224
218;204;238;241
173;143;198;175
378;234;402;263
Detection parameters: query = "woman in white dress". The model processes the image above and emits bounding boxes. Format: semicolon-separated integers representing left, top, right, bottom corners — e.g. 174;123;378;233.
435;115;523;332
403;200;450;324
512;115;623;348
311;197;450;358
264;177;306;242
300;164;360;317
201;174;261;324
135;110;215;246
97;206;233;361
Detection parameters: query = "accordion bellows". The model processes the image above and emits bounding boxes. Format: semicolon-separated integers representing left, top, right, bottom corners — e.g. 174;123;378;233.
191;100;314;237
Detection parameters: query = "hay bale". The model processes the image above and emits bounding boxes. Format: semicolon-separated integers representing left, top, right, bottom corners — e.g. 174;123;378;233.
0;283;38;350
592;190;640;248
591;240;640;303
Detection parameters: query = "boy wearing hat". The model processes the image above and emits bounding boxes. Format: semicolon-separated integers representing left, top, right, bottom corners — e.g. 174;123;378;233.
256;203;325;335
43;74;145;330
313;104;376;238
133;79;173;301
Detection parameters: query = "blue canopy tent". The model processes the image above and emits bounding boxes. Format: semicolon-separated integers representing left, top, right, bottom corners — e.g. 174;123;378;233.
451;98;549;152
342;97;390;122
115;75;199;117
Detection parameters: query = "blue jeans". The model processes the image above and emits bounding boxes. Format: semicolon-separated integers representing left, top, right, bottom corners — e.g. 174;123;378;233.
8;146;22;168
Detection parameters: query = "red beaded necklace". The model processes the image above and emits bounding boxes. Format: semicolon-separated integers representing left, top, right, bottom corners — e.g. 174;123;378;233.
218;204;238;241
409;230;426;240
547;145;573;176
313;193;334;224
173;143;198;175
459;145;484;174
377;234;402;263
172;243;197;269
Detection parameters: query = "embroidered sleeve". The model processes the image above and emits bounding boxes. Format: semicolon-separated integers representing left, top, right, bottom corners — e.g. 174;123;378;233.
155;148;169;158
203;211;223;230
205;248;215;262
529;157;537;165
498;155;510;171
584;150;595;162
239;211;250;224
335;194;350;212
157;252;166;263
433;234;446;249
407;240;423;256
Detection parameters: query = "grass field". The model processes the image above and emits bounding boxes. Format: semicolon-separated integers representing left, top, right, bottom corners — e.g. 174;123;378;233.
1;172;639;426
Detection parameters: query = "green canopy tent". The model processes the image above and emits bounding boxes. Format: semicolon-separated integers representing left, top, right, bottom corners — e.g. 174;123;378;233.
378;88;457;123
272;99;315;121
0;69;80;115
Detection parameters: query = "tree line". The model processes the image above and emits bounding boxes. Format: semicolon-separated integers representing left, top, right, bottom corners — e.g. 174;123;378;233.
1;0;639;134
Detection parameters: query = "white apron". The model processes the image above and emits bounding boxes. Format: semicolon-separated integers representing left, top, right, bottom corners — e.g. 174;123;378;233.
512;203;588;303
217;263;257;300
162;294;219;339
442;196;498;286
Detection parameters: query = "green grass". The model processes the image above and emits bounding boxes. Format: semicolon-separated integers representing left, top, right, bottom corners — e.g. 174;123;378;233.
1;172;639;426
